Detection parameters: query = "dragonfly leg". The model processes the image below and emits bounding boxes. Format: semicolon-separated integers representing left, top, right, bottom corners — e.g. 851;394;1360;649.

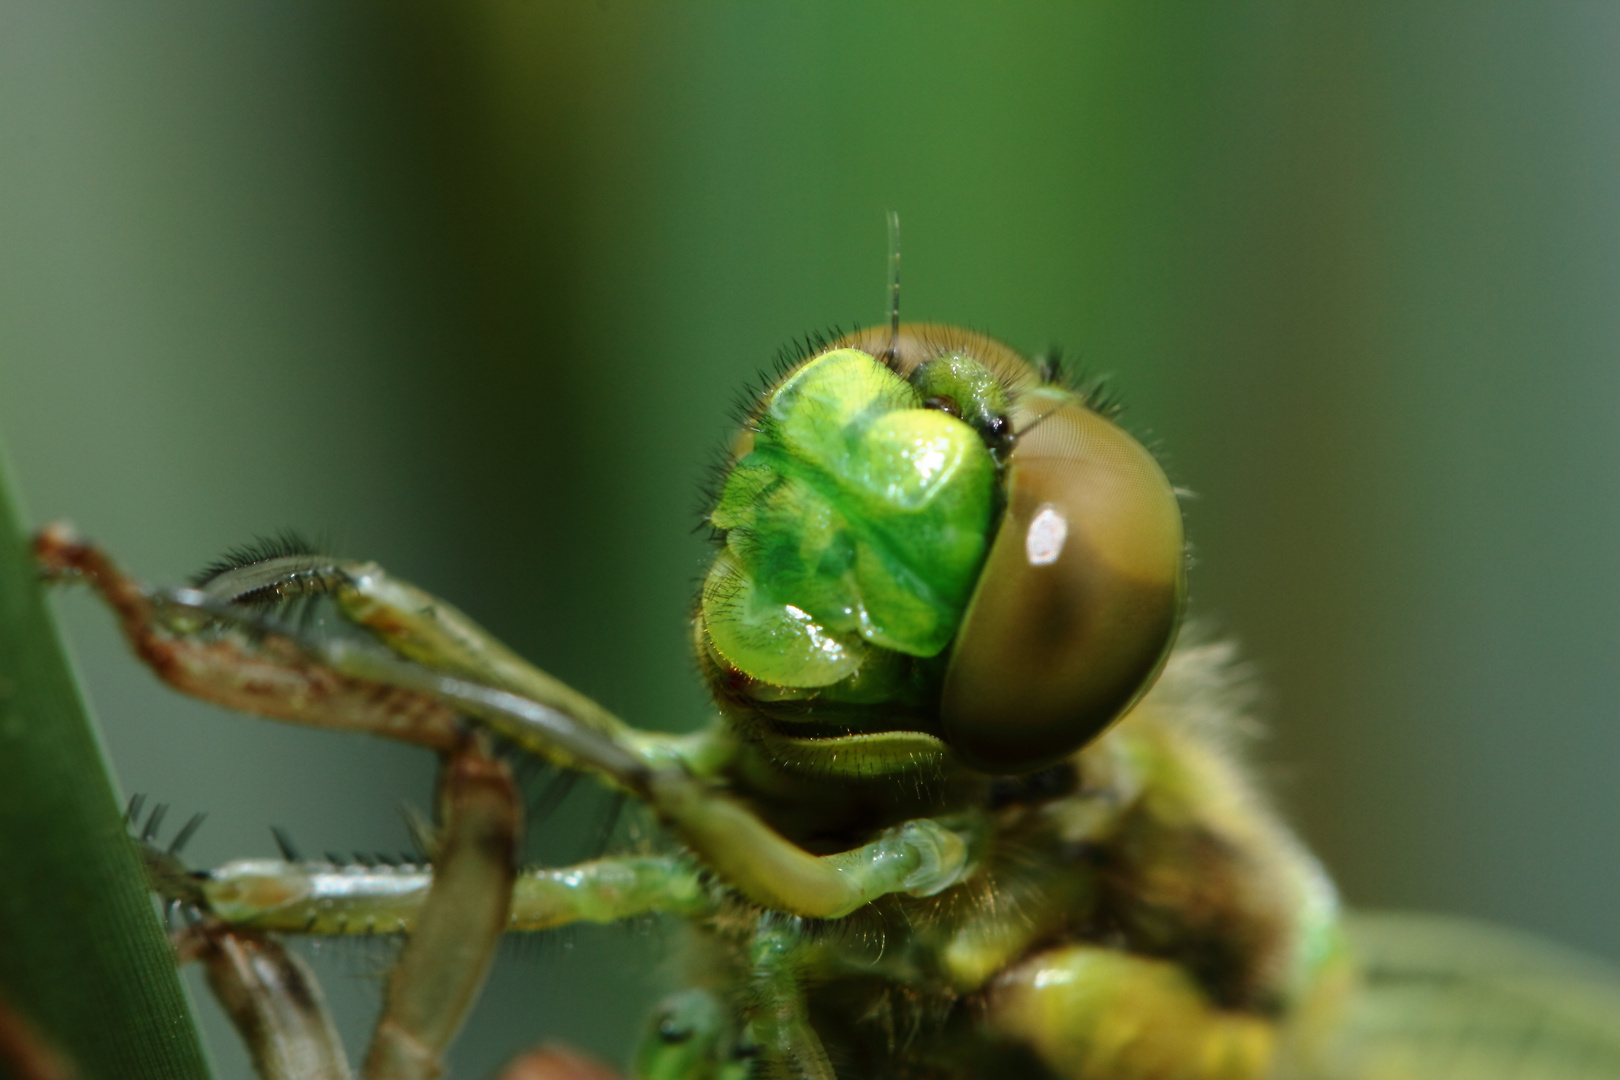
170;740;519;1080
168;534;735;775
193;749;969;927
360;739;518;1080
173;921;354;1080
645;779;981;919
745;920;833;1080
190;850;713;936
37;526;974;918
32;523;463;753
189;548;638;750
32;523;642;781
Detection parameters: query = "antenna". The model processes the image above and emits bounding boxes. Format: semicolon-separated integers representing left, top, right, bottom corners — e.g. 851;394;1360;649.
883;210;901;367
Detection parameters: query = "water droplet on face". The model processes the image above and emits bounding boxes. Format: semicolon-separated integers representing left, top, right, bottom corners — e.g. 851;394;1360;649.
1024;504;1068;566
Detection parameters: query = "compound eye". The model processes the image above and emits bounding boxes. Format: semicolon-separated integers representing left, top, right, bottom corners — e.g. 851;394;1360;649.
940;399;1185;774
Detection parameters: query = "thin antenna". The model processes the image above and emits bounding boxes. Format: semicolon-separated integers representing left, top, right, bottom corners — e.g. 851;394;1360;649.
884;210;901;367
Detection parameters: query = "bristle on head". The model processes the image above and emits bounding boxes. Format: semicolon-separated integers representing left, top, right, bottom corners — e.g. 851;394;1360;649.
1032;347;1126;420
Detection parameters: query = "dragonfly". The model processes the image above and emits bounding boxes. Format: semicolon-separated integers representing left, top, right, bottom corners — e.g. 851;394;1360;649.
28;238;1620;1078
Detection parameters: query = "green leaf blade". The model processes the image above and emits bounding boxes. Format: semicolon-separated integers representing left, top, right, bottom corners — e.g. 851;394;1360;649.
0;451;211;1079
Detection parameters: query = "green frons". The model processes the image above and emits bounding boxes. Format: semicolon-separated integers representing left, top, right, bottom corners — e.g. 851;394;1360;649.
704;349;995;689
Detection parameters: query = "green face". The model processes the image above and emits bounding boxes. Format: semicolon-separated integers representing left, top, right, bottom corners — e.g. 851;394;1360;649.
699;326;1186;777
703;347;1000;693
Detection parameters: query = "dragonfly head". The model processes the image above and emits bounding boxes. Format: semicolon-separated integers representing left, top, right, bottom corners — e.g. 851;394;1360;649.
698;325;1186;777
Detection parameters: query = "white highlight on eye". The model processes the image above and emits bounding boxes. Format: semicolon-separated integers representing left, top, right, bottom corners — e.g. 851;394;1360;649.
1025;504;1068;566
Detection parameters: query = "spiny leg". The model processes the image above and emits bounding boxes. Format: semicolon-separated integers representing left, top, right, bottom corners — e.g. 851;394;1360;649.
190;549;640;755
745;920;834;1080
41;528;994;1080
33;523;463;753
361;740;518;1080
183;816;974;935
36;525;976;919
192;545;734;776
172;922;353;1080
192;852;714;936
160;739;522;1080
33;523;638;779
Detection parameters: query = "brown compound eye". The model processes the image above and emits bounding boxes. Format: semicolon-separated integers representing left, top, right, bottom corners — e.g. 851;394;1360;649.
939;397;1186;774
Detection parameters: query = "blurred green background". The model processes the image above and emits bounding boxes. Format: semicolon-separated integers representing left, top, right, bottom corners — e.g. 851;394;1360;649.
3;4;1619;1076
